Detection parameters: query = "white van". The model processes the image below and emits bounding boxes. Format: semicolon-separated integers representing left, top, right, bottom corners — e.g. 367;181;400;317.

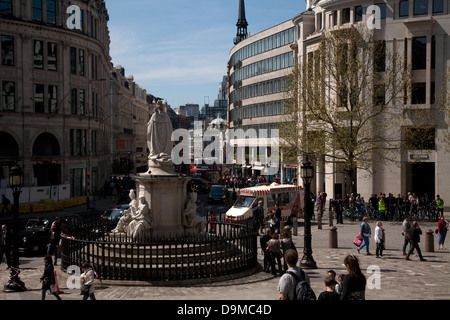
225;183;304;223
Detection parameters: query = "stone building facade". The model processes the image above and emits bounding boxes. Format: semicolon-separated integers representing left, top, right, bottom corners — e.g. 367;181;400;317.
228;0;449;206
0;0;155;201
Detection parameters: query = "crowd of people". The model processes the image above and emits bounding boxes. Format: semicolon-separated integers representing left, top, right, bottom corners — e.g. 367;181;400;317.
329;192;445;222
276;248;367;300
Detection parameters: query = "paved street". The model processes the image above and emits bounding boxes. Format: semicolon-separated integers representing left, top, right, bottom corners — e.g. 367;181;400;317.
1;203;449;301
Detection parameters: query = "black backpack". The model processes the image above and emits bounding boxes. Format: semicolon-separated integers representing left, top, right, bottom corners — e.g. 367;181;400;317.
286;270;317;301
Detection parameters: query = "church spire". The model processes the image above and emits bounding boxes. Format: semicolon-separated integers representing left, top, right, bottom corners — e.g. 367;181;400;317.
234;0;248;45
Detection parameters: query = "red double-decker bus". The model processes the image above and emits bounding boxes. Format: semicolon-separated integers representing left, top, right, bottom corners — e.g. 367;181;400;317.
189;166;222;190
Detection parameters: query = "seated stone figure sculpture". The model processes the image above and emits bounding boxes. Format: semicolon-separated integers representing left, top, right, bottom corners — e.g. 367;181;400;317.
112;190;138;234
112;193;152;240
184;192;207;234
125;196;153;240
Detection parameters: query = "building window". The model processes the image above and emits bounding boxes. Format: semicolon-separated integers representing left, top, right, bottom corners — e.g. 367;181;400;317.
76;129;82;155
354;6;363;21
430;82;435;104
374;40;386;72
70;47;77;74
316;12;322;31
0;0;12;16
342;8;351;24
79;49;85;76
333;11;338;26
399;0;409;17
48;85;57;113
46;0;56;24
47;42;57;71
431;35;436;69
70;129;74;155
34;84;45;113
71;88;78;114
34;40;44;69
2;81;15;111
412;83;426;104
412;37;427;70
376;3;387;19
414;0;428;15
1;35;14;66
32;0;42;21
79;89;85;115
433;0;443;13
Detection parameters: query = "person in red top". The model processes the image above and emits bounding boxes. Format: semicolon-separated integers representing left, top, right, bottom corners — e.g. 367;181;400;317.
437;215;448;250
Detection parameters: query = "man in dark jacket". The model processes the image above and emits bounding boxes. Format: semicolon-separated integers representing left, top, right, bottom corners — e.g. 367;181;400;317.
405;221;426;261
260;228;272;273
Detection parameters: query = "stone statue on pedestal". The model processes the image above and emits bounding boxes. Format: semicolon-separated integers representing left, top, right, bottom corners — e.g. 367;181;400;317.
147;100;173;169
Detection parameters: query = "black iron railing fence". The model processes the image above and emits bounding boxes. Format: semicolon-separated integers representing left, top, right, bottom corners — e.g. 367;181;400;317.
60;217;259;282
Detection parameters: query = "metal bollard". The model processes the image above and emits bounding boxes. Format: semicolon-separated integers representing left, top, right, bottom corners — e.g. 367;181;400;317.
425;229;434;252
329;226;338;248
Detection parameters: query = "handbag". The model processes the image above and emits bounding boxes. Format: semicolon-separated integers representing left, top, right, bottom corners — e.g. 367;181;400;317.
50;284;58;293
80;283;91;295
353;235;363;247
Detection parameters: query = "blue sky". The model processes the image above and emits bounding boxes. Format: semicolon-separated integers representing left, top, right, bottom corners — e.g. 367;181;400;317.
107;0;306;108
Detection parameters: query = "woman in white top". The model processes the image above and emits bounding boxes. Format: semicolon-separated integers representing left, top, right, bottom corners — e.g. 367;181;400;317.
80;262;96;300
374;221;385;258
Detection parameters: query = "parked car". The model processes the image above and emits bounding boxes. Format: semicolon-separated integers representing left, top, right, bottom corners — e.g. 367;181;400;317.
19;214;81;255
101;207;126;222
208;185;227;204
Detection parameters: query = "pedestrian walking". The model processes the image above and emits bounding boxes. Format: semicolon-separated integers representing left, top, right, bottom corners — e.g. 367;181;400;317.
374;221;385;258
334;198;343;224
435;195;444;218
274;204;282;234
405;221;427;261
318;276;340;301
47;217;61;265
437;215;448;249
80;262;96;300
280;229;296;272
253;200;264;234
277;249;311;300
40;255;61;300
341;254;366;300
1;194;11;215
357;217;372;255
267;233;282;277
207;211;216;233
402;214;412;255
260;228;272;273
0;225;12;268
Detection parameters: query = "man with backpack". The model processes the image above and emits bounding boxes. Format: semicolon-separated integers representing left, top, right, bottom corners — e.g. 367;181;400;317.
277;249;316;300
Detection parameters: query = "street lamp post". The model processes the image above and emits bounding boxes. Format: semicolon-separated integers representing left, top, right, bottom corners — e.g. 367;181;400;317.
300;157;317;269
9;165;23;268
4;164;26;292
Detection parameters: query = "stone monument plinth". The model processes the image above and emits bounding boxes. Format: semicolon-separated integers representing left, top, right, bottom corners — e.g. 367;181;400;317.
132;172;190;236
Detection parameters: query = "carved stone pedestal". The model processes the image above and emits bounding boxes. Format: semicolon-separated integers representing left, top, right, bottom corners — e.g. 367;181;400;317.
132;170;190;236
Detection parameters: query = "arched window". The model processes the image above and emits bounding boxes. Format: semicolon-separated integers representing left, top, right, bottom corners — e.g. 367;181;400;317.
32;132;60;157
0;131;19;157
